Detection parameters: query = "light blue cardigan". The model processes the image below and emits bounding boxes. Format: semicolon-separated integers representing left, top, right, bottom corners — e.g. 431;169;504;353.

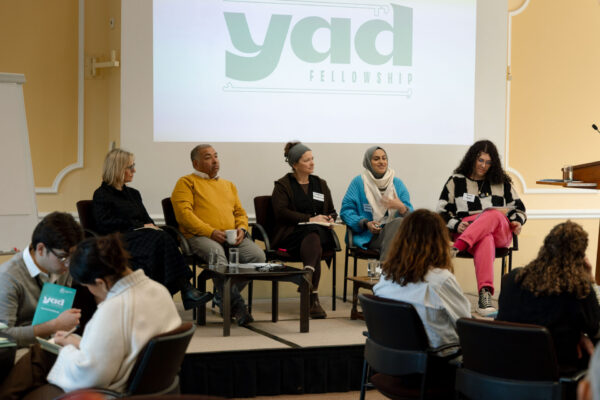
340;175;413;249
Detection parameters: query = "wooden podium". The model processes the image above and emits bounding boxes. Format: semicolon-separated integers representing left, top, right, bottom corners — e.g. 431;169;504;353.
537;161;600;283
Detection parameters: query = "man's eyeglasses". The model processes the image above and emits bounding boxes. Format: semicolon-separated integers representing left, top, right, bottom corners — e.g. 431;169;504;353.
125;163;136;171
49;248;70;264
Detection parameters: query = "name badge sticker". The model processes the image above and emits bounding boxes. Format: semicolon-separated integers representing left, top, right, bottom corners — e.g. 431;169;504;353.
313;192;324;202
463;193;476;202
363;204;373;213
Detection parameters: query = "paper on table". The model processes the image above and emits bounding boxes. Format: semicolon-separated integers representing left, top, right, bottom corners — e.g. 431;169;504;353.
0;337;16;348
236;263;284;270
36;334;81;355
298;221;340;227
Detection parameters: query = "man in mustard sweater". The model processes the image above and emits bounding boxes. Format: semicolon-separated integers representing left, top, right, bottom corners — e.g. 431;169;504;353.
172;144;265;326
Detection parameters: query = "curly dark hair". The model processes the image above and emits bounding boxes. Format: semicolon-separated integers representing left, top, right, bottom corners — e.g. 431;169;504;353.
382;209;453;285
515;221;592;298
454;140;511;185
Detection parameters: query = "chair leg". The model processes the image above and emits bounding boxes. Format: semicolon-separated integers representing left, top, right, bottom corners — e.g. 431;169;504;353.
501;256;506;276
332;255;337;311
419;360;429;400
248;281;253;314
343;249;350;302
192;262;197;321
360;359;368;400
508;249;513;273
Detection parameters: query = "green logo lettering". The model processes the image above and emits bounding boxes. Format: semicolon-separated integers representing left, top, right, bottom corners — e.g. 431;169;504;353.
224;4;413;81
355;5;412;66
224;12;291;81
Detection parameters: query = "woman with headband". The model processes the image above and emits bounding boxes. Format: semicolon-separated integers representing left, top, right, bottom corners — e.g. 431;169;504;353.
271;142;337;319
340;146;413;260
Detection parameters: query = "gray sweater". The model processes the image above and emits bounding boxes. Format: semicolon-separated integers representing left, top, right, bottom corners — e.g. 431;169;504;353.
0;252;70;346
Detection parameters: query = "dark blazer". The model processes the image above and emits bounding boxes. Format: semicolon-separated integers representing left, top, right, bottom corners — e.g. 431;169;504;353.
92;182;154;235
271;173;336;248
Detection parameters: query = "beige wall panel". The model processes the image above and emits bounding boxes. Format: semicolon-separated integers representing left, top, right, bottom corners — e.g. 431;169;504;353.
0;1;78;187
34;0;120;212
509;0;600;190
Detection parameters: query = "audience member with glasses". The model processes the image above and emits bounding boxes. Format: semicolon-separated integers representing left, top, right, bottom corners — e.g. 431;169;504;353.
0;234;182;399
0;212;83;347
92;148;212;310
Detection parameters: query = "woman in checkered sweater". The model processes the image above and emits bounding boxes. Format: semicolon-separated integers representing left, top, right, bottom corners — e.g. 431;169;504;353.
437;140;526;316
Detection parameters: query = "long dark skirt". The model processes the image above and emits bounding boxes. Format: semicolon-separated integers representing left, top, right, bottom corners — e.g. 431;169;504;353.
122;228;191;289
277;224;334;258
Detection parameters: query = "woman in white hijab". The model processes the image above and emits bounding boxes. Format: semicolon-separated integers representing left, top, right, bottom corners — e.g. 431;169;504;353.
340;146;413;260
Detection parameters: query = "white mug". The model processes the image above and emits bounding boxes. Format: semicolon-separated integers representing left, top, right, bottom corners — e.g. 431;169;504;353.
225;229;237;245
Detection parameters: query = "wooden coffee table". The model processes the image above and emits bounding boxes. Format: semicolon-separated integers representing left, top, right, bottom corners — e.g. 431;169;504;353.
346;276;378;320
197;265;310;336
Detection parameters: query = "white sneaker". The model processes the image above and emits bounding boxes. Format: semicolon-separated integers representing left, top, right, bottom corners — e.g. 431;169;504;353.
476;287;496;316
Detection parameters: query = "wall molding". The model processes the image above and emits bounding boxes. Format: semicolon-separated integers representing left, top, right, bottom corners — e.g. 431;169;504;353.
35;0;85;194
506;0;599;195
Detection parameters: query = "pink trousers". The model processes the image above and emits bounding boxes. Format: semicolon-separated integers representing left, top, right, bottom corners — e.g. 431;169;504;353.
452;209;514;294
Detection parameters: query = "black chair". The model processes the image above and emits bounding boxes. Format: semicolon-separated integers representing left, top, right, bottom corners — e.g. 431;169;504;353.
455;318;585;400
161;197;200;289
252;195;342;310
456;233;518;275
359;293;460;400
343;225;380;302
76;200;99;237
55;322;195;398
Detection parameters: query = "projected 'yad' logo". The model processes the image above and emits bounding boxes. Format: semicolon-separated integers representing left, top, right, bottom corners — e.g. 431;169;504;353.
222;1;414;97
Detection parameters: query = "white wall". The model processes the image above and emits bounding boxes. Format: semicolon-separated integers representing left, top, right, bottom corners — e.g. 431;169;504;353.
0;73;39;250
121;0;508;219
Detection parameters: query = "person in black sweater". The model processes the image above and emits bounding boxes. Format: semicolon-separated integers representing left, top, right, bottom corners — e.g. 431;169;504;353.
92;148;212;309
497;221;600;374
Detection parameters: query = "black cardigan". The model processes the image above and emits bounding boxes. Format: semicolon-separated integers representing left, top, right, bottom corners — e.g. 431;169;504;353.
271;173;336;248
92;182;154;235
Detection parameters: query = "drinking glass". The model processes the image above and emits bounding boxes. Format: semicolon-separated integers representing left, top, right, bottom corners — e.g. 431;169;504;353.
228;248;240;273
208;248;218;270
367;259;378;281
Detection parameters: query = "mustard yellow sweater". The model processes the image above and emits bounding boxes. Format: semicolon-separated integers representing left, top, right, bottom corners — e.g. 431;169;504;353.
171;174;249;239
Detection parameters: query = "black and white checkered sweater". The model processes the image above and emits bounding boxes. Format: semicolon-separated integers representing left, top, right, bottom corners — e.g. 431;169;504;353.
437;174;527;232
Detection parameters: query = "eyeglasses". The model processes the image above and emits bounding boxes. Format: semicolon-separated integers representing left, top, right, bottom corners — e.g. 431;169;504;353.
125;163;136;171
49;248;70;264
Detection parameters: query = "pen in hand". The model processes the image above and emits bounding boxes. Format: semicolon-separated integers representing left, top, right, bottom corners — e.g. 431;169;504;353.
63;325;78;338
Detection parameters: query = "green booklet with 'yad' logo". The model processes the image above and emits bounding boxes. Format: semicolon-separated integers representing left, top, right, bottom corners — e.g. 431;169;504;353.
32;282;76;326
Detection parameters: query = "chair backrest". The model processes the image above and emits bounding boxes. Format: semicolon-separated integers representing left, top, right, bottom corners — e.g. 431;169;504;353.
457;318;560;381
161;197;179;229
359;293;429;351
76;200;98;233
253;195;276;241
126;322;195;395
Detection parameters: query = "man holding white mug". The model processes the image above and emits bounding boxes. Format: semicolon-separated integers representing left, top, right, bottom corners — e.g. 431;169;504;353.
171;144;266;326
